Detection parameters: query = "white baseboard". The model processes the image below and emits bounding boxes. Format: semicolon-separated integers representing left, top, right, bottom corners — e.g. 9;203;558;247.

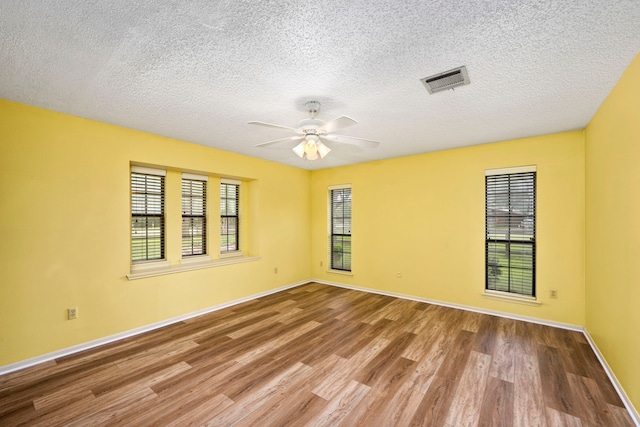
312;278;639;426
0;281;306;376
3;278;638;425
312;279;583;331
583;329;640;426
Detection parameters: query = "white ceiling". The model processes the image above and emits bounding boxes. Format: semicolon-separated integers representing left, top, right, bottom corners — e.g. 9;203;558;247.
1;1;639;170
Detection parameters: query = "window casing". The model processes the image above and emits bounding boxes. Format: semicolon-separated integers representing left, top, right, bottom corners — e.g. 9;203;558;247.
131;167;166;262
329;185;352;272
485;167;536;297
127;169;258;280
182;174;207;257
220;180;240;253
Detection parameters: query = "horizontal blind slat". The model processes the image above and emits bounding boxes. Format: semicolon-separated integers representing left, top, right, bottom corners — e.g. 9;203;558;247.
486;171;535;297
220;183;239;252
182;178;207;257
131;172;165;262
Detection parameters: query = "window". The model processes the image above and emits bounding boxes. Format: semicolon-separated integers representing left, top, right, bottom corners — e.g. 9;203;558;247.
131;167;166;262
329;185;352;271
486;167;536;297
220;180;240;253
182;174;207;257
127;168;257;280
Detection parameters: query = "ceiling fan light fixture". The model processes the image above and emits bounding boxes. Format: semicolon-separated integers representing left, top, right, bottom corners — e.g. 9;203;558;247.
317;141;331;158
304;137;319;160
292;141;306;158
292;135;328;160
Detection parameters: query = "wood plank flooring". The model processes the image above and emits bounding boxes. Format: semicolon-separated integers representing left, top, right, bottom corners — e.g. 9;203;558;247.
0;282;634;426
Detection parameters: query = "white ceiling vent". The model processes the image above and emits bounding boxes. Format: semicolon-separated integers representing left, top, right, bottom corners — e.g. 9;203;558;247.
420;66;470;94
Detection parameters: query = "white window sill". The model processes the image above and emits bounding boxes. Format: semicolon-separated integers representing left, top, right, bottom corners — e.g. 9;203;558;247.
219;251;244;259
128;255;260;280
130;260;170;273
180;255;212;265
482;290;541;306
327;269;353;276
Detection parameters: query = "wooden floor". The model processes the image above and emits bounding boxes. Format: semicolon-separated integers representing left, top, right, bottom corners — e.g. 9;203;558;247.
0;283;634;426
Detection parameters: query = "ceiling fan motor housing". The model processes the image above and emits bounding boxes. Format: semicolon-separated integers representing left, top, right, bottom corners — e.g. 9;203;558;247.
298;118;325;134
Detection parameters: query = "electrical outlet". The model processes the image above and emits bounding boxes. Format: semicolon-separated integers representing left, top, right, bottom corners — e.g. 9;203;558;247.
549;290;558;299
68;307;78;320
396;272;402;278
274;267;278;274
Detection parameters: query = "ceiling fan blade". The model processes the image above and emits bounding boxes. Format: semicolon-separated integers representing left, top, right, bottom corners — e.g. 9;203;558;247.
254;136;304;147
322;134;380;148
247;121;299;132
318;116;357;134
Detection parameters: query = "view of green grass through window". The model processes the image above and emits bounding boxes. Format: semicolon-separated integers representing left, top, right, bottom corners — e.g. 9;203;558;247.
330;187;351;271
131;171;165;262
182;178;206;257
486;171;536;296
220;182;239;253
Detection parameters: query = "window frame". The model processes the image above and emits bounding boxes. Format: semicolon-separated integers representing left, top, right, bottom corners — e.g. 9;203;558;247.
131;166;166;265
328;184;352;273
485;166;536;299
127;169;257;280
181;173;208;258
220;179;241;255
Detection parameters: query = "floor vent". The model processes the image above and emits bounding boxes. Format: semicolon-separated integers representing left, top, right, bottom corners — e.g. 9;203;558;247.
420;66;470;94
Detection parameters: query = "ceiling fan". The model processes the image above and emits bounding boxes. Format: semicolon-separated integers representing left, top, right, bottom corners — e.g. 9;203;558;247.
249;101;380;160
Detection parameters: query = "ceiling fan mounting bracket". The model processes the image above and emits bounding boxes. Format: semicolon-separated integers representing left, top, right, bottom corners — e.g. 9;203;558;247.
305;101;321;118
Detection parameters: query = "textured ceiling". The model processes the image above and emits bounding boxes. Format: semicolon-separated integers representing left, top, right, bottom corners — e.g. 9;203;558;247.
1;1;639;170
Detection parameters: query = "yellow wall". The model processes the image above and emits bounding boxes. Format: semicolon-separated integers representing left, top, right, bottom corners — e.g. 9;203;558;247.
1;53;639;413
0;99;311;366
585;53;640;411
311;131;586;326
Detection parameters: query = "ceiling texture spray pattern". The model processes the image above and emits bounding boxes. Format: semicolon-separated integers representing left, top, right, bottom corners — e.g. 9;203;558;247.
1;0;639;169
